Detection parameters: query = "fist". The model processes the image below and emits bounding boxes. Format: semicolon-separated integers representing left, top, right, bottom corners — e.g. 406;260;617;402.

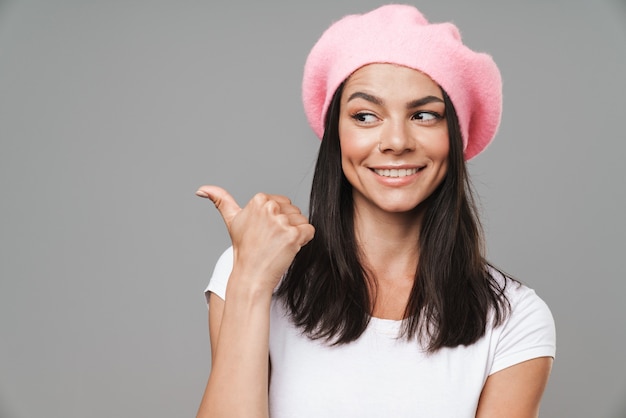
196;185;315;290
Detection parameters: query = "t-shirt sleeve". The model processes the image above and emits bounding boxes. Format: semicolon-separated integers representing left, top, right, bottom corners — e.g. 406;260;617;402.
204;246;233;305
490;283;556;375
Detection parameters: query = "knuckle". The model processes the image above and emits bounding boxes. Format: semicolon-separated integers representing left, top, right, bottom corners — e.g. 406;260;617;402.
265;199;280;213
275;213;288;225
252;192;268;204
273;194;291;204
288;205;302;215
285;227;300;242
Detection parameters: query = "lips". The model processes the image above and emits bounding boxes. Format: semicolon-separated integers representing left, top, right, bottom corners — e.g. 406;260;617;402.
372;167;421;178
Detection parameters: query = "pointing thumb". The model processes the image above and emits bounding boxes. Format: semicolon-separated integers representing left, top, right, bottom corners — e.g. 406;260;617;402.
196;185;241;227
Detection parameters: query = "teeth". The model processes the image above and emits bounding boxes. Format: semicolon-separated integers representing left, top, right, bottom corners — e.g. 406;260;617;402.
374;168;419;177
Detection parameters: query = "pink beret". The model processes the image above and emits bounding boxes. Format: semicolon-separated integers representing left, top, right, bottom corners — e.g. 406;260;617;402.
302;4;502;160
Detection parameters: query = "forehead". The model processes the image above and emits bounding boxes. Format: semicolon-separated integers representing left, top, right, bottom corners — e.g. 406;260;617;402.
341;63;443;102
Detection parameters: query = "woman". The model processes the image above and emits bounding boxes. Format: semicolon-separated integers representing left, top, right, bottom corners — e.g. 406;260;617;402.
195;5;556;417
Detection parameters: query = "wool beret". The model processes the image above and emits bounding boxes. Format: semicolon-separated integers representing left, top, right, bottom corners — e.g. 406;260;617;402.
302;4;502;160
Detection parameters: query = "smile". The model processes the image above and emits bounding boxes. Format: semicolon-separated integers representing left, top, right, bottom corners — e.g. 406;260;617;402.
373;168;420;178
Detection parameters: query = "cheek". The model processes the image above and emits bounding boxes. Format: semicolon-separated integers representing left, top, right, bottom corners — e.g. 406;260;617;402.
338;122;364;164
429;129;450;164
340;138;359;162
436;141;450;165
339;140;361;181
423;130;450;181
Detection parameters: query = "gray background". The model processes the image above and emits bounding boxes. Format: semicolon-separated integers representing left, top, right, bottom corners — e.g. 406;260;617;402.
1;0;624;417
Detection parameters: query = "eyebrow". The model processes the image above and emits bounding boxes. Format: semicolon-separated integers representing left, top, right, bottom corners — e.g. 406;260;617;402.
347;92;444;109
347;92;383;105
407;96;444;108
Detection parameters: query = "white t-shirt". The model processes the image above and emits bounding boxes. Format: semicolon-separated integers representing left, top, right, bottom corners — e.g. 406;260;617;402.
205;247;556;418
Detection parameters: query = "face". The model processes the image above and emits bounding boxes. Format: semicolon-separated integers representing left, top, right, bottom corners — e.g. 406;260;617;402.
338;63;449;216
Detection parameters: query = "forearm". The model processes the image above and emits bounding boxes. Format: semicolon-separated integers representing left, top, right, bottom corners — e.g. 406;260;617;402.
194;186;314;418
197;276;273;418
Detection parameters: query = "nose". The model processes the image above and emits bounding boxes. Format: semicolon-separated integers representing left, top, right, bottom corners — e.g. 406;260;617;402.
378;120;415;154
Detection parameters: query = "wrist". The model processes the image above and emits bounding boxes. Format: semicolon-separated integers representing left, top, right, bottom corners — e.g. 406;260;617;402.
225;267;275;304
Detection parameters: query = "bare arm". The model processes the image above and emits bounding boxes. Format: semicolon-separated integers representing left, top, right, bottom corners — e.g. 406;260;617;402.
475;357;553;418
195;186;314;418
207;293;224;364
197;278;273;418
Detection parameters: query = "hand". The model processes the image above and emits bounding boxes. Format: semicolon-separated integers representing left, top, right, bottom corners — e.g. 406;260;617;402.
196;185;315;292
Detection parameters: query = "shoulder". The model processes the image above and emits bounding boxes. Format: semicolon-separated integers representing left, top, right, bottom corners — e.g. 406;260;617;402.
487;267;556;375
204;246;233;303
491;267;553;325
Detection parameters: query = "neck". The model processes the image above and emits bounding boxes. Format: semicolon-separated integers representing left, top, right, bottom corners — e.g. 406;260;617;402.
352;206;423;319
353;204;423;278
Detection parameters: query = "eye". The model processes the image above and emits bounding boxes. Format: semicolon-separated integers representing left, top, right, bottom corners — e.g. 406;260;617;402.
412;111;443;123
350;112;379;124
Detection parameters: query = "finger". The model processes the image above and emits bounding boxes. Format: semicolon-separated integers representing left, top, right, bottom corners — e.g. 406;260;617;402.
265;194;292;205
261;195;301;215
262;196;304;215
296;223;315;247
286;213;310;226
277;202;303;215
195;185;242;226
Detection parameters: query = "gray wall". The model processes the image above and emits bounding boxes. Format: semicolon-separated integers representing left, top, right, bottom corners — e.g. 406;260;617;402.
1;0;624;417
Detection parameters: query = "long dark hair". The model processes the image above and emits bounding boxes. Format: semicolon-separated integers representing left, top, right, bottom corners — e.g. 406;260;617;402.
275;82;510;352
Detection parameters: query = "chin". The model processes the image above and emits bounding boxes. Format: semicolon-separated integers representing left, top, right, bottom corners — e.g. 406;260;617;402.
376;200;426;215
